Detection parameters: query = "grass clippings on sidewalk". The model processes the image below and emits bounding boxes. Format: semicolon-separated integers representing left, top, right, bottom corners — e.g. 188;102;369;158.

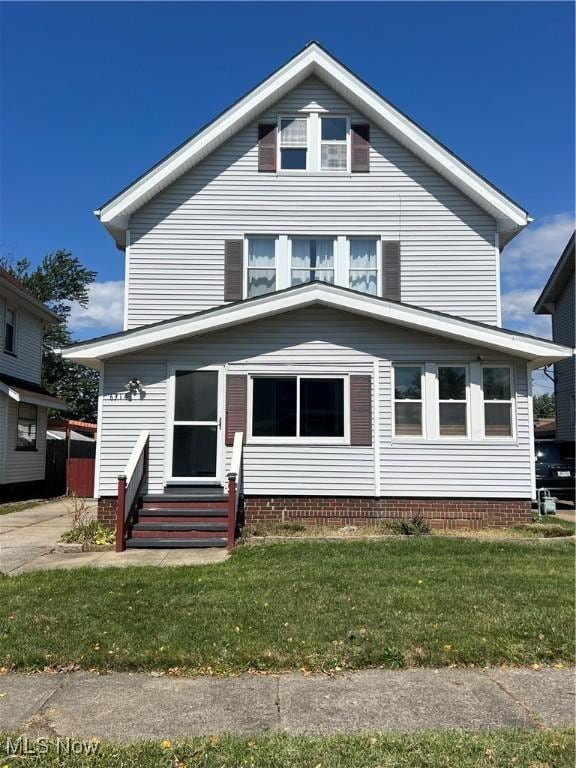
0;500;44;517
0;538;573;674
0;729;573;768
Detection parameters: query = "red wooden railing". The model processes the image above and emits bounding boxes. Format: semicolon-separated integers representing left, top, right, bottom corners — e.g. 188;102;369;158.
116;431;149;552
226;431;243;549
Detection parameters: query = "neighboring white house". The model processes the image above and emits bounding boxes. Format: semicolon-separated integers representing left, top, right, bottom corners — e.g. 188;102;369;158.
63;42;572;547
534;231;575;443
0;268;65;500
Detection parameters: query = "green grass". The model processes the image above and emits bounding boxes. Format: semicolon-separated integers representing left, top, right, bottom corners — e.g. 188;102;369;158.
0;500;43;516
0;730;573;767
0;539;573;673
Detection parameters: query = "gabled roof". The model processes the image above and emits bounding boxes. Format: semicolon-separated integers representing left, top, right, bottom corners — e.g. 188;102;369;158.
96;41;530;249
62;282;571;370
534;231;575;314
0;268;60;323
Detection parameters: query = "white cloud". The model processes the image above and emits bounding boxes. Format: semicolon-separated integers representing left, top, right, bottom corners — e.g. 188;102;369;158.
501;212;575;288
69;280;124;334
501;287;551;338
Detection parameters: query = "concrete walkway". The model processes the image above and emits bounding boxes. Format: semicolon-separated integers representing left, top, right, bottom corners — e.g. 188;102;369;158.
0;499;78;575
0;500;228;575
0;667;573;741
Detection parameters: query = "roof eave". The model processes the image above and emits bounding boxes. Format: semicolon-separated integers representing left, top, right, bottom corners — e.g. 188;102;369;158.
62;283;571;369
534;231;575;314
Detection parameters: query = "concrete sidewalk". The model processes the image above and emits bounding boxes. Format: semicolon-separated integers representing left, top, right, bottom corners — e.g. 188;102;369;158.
0;499;82;575
0;667;573;741
0;500;228;574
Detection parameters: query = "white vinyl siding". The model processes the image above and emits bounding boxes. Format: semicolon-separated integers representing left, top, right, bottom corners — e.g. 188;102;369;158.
0;296;44;383
3;399;47;484
0;392;6;483
97;307;531;499
127;77;498;328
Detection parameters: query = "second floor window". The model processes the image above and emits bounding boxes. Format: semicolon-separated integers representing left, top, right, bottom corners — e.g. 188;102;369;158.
291;238;335;286
247;238;276;298
321;117;348;170
349;238;378;295
279;117;307;170
4;307;15;353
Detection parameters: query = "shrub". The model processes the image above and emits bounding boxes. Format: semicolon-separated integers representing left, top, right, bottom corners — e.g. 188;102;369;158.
62;520;115;545
388;514;431;536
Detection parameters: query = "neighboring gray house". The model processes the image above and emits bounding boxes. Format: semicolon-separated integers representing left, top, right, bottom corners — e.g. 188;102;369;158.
0;268;65;500
63;43;571;548
534;232;575;443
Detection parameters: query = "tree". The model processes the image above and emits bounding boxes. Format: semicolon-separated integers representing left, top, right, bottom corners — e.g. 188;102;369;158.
533;393;555;420
1;250;99;421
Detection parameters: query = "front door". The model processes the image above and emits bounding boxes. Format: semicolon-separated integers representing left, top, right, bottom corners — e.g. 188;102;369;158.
169;366;223;483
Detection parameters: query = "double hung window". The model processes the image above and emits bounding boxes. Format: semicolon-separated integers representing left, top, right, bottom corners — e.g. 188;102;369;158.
291;238;335;286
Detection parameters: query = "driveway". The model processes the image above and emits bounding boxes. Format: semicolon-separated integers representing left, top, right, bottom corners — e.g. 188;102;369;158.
0;499;93;575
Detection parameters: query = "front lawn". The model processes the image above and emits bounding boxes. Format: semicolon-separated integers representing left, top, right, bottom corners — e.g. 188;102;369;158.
0;539;573;673
0;730;573;768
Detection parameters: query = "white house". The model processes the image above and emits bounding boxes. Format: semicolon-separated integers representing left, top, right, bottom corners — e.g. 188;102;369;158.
0;268;65;500
534;232;575;443
63;42;571;548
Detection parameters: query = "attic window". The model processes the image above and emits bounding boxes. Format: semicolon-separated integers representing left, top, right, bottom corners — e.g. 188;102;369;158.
320;117;348;171
279;117;307;170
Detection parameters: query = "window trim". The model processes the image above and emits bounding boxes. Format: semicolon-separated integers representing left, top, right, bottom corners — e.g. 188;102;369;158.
16;402;38;451
347;237;380;296
392;364;425;440
247;374;350;445
277;114;309;172
4;304;16;355
244;235;279;299
436;364;471;440
165;364;225;484
289;236;336;288
319;114;351;173
480;364;516;440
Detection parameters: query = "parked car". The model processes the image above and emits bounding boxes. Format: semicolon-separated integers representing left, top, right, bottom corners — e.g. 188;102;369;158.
535;440;575;501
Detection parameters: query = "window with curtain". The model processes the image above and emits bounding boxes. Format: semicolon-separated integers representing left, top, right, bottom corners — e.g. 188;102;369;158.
291;239;335;286
349;239;378;295
394;366;423;436
17;403;37;450
320;116;348;170
247;238;276;298
438;366;468;436
482;367;513;437
279;117;308;170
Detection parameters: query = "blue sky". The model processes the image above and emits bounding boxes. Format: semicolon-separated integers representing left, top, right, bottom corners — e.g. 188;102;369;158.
1;1;574;390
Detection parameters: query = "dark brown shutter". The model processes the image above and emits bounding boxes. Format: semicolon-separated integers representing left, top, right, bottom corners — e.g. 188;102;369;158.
350;375;372;446
351;124;370;173
258;123;277;172
382;241;401;301
224;240;243;302
225;374;247;446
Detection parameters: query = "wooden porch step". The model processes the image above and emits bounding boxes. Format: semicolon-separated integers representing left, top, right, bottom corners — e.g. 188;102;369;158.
141;495;227;509
139;507;227;517
131;522;227;533
125;537;227;549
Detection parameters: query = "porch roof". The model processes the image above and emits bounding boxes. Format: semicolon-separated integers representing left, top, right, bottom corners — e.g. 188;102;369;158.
61;282;573;370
